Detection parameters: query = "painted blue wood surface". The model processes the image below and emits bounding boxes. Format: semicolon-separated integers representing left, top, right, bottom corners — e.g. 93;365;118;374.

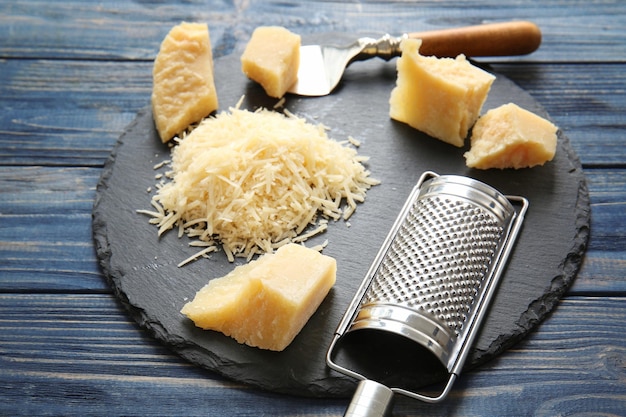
1;0;625;415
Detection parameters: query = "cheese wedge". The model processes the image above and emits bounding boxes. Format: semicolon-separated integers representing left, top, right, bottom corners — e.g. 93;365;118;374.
241;26;301;98
464;103;558;169
389;38;495;147
152;22;218;143
180;243;336;351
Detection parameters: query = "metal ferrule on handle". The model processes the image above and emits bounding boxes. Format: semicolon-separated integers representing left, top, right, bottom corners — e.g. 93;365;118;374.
352;35;404;63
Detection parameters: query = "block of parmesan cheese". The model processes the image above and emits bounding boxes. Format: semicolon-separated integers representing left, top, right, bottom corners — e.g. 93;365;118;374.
152;22;218;143
241;26;301;98
389;38;495;147
464;103;558;169
180;243;336;351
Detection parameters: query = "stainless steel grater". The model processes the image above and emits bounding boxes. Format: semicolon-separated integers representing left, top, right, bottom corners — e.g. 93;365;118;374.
327;171;528;417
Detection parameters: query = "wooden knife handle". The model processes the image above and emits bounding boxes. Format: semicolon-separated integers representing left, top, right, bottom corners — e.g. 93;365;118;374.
408;21;541;57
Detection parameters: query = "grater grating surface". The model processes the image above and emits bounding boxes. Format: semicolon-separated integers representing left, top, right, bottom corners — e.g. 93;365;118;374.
363;195;506;336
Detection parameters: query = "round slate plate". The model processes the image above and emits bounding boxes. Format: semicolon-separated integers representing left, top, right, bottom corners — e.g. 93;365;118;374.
93;51;590;398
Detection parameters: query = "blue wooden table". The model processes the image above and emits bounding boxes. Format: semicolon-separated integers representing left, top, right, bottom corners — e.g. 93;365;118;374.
1;1;625;416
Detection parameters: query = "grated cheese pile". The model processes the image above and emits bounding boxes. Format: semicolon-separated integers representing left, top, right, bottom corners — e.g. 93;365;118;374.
140;104;379;265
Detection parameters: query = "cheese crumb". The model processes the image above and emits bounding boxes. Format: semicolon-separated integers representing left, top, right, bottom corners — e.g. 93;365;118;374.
141;104;379;263
464;103;558;169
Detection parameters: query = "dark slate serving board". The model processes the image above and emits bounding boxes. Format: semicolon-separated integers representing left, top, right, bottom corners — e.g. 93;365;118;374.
93;49;590;398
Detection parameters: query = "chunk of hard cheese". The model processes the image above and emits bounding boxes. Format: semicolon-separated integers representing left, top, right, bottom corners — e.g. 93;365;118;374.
152;22;218;143
464;103;558;169
241;26;301;98
389;38;495;147
180;243;336;351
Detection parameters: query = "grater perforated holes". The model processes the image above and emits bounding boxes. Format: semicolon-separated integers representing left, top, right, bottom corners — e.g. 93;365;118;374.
362;195;507;336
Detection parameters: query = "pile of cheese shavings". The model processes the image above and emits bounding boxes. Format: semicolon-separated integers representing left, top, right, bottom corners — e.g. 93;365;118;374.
140;104;380;265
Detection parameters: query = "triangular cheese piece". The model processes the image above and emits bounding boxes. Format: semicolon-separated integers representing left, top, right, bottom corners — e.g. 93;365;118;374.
152;22;218;143
181;244;336;351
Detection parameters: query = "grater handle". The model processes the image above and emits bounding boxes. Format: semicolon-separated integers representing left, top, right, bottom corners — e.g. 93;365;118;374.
344;380;394;417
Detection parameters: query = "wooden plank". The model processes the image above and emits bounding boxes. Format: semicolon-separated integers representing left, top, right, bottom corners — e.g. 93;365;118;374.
573;250;626;294
493;63;626;167
0;1;624;63
570;168;626;294
0;166;623;294
0;167;107;292
0;59;150;167
0;1;235;61
0;58;625;167
0;1;623;416
0;293;624;416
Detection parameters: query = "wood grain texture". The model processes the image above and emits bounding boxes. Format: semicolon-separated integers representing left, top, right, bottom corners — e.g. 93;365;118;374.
1;0;625;415
1;167;621;294
1;59;624;167
0;167;105;292
1;294;624;416
1;1;625;63
0;59;150;167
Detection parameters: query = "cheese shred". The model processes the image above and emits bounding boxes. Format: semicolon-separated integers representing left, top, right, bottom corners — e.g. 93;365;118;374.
141;104;379;265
